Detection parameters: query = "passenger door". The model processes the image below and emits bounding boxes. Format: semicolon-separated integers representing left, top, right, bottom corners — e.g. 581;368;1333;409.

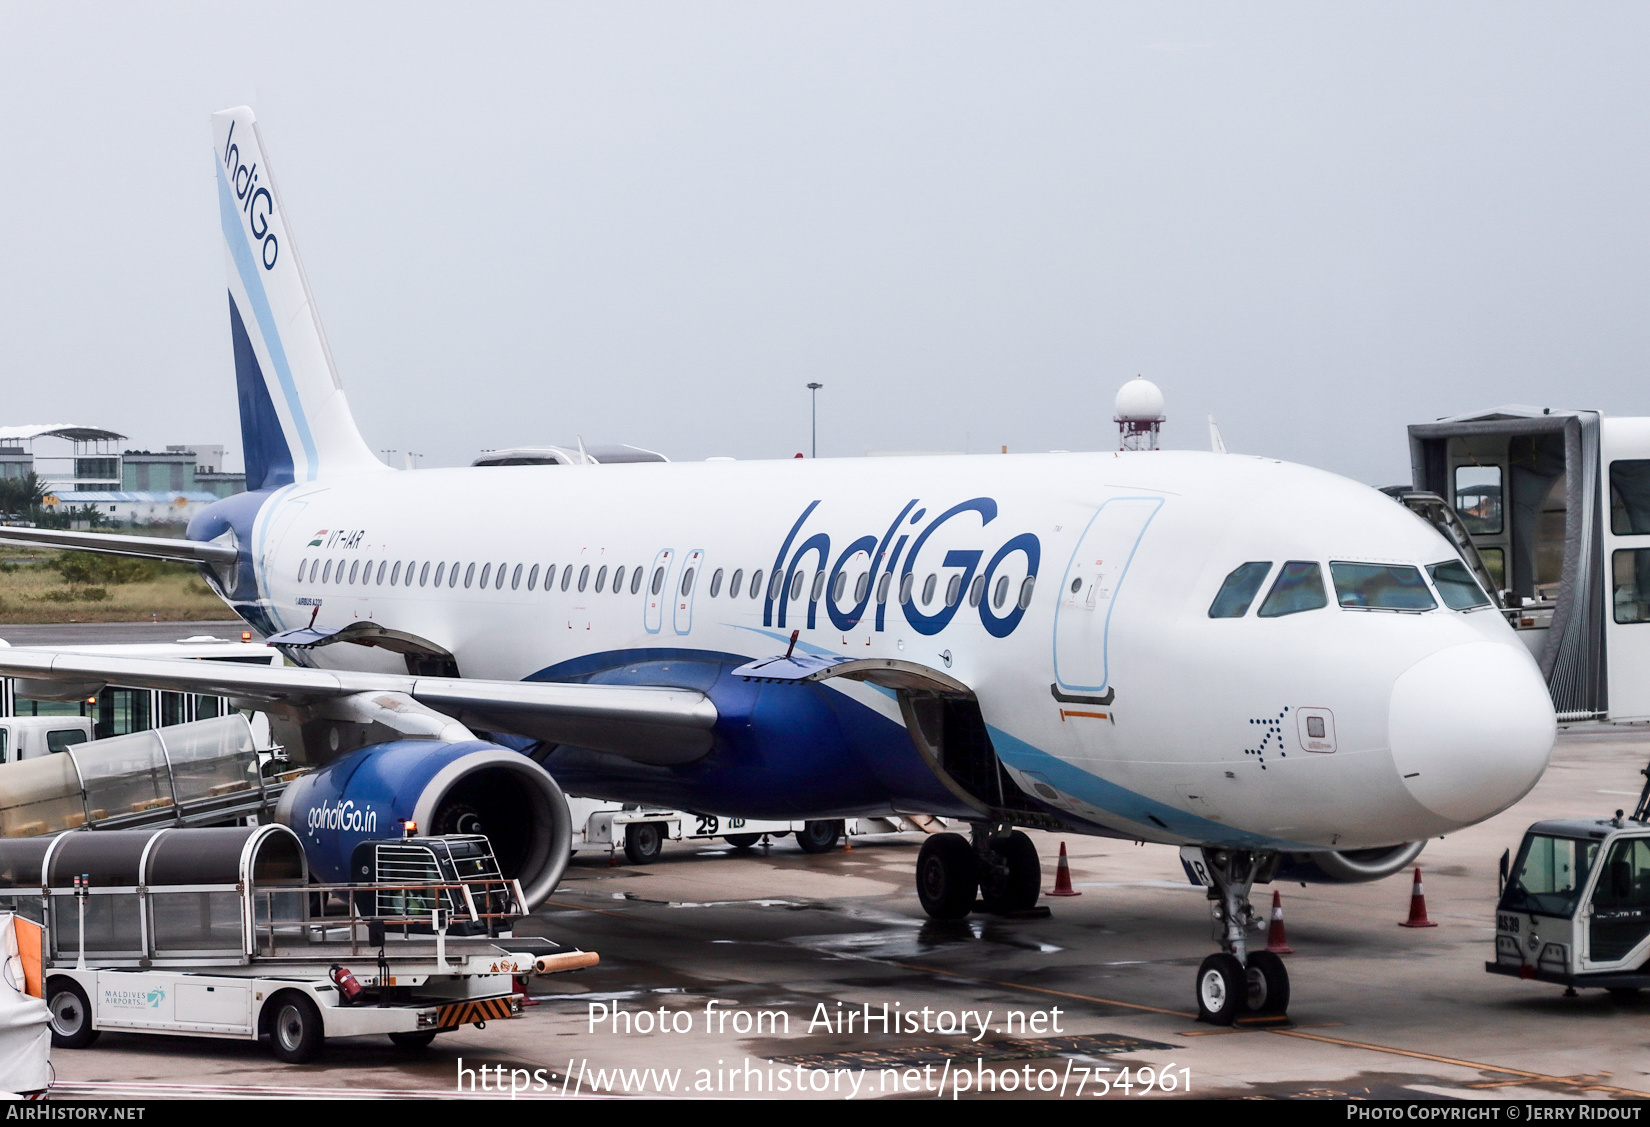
1052;497;1162;694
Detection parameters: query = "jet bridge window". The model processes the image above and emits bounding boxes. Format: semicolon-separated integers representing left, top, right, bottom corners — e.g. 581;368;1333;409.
1257;561;1328;618
1611;549;1650;624
1454;465;1503;536
1208;561;1272;618
1330;563;1437;612
1610;460;1650;535
1427;560;1491;610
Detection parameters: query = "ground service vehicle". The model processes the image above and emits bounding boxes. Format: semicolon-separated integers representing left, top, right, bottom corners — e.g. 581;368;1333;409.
0;825;591;1062
1488;770;1650;996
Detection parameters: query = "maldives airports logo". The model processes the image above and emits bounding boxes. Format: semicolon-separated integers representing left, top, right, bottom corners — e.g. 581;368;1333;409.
102;986;166;1009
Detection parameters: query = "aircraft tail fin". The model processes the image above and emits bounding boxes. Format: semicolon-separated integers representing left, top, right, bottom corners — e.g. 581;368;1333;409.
212;107;386;491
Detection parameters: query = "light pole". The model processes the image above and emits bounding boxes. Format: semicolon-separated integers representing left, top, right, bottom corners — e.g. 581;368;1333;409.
806;382;823;458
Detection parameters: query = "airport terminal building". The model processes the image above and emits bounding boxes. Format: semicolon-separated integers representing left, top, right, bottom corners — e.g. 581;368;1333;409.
0;424;244;526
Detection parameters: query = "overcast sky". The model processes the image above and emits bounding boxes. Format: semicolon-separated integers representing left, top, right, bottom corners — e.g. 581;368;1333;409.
1;4;1646;484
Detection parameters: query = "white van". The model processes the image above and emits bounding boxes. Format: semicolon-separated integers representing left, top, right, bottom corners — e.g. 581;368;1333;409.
0;717;92;764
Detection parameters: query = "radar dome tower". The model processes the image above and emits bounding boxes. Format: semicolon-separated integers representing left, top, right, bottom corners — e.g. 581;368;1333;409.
1114;378;1165;451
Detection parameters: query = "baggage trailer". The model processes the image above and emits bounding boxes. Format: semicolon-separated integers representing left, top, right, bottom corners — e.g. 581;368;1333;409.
566;797;946;864
1486;765;1650;996
0;824;595;1062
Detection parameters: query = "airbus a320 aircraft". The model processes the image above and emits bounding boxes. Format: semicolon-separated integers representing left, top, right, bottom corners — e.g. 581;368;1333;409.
0;108;1557;1024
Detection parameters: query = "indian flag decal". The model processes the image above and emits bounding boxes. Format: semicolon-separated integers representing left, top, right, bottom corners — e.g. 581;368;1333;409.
308;530;328;546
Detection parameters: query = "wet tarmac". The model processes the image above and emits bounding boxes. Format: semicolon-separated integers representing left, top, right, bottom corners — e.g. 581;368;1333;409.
46;724;1650;1100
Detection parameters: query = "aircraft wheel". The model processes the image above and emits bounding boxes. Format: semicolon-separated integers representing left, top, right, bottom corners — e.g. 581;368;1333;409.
796;820;844;854
389;1031;438;1050
1244;950;1290;1015
269;993;324;1063
1195;953;1246;1026
46;977;99;1049
723;833;761;851
916;833;978;920
979;830;1041;913
624;822;664;865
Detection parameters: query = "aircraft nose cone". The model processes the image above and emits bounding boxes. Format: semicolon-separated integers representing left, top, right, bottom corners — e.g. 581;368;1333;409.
1389;642;1555;826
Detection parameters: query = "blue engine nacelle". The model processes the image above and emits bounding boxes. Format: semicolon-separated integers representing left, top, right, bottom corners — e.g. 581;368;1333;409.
274;740;573;908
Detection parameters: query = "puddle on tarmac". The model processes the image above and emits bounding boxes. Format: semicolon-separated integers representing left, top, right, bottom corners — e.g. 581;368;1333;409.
790;918;1063;959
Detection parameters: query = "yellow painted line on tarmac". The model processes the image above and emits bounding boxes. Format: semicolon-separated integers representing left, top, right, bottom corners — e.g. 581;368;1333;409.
1268;1028;1650;1099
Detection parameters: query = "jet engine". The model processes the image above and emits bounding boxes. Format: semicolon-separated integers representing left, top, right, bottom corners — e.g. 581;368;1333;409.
1277;841;1427;883
275;739;572;908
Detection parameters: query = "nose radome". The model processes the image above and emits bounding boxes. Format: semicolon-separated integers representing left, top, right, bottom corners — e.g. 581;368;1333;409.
1388;642;1555;827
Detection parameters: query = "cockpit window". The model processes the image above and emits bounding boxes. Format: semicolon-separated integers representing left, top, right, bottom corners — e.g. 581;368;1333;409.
1427;559;1491;610
1331;562;1437;612
1257;561;1328;618
1208;562;1272;618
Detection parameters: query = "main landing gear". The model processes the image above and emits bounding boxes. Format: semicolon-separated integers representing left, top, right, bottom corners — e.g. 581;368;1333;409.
916;824;1042;920
1194;848;1289;1026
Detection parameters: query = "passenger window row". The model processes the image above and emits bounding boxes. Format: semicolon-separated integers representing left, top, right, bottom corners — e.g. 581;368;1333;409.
702;566;1034;610
293;556;1038;612
1208;558;1490;619
293;557;651;595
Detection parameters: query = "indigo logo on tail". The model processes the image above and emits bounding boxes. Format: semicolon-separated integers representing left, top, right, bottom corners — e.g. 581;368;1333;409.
222;120;279;271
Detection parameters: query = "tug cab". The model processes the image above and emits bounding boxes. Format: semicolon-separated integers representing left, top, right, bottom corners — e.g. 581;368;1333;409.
1487;813;1650;995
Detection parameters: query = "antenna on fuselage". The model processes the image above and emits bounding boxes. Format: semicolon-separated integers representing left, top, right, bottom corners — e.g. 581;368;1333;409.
1115;378;1164;451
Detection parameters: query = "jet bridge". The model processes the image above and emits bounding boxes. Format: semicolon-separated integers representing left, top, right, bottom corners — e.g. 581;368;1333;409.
1408;407;1608;720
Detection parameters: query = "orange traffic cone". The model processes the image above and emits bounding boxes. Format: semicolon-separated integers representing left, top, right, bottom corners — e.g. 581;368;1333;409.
1398;866;1437;928
1265;889;1294;954
1048;842;1081;896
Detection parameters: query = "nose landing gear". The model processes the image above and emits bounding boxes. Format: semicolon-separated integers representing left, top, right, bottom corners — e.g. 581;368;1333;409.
1194;848;1289;1025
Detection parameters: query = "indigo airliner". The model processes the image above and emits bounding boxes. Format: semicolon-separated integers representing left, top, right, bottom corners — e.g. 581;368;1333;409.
0;108;1556;1023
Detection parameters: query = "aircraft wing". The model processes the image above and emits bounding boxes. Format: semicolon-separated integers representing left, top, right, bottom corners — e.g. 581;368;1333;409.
0;649;717;765
0;526;239;566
